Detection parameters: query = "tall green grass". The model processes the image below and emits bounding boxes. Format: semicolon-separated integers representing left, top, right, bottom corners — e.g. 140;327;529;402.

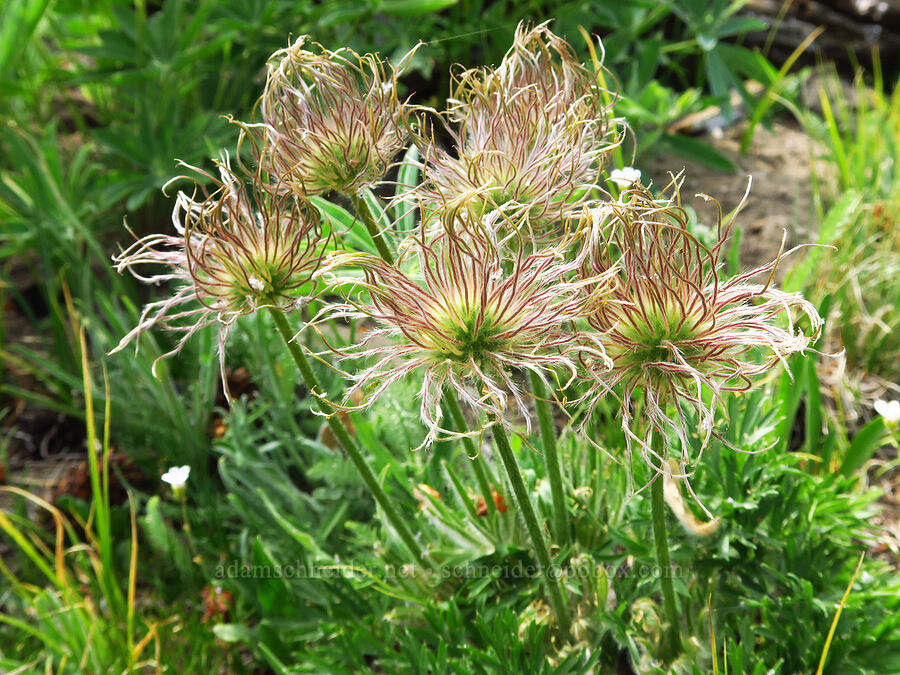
786;59;900;435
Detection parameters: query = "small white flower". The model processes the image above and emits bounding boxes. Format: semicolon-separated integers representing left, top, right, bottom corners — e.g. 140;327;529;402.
608;167;642;188
248;275;266;292
380;81;394;95
161;465;191;491
874;399;900;425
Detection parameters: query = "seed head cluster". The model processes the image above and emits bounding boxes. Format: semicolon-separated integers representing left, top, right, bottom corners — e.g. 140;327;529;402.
113;21;824;473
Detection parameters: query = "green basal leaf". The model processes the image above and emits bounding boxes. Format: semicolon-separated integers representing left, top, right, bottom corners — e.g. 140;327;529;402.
839;417;886;477
660;132;737;171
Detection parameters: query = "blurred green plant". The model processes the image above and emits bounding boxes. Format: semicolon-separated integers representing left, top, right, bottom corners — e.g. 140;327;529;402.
0;325;241;673
788;60;900;402
577;0;809;170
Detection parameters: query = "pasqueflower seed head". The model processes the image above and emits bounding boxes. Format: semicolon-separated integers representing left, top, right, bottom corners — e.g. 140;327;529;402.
110;157;328;387
314;230;615;449
412;23;620;242
448;22;613;135
414;117;608;244
260;36;409;196
580;178;823;465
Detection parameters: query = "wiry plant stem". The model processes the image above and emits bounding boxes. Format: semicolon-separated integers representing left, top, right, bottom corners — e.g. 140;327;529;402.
269;308;429;567
350;193;395;264
444;390;496;516
529;371;570;547
588;416;602;515
353;194;502;517
649;430;680;661
490;415;571;635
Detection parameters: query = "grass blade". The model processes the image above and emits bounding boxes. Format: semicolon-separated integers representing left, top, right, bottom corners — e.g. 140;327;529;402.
839;417;886;477
0;0;51;77
816;552;865;675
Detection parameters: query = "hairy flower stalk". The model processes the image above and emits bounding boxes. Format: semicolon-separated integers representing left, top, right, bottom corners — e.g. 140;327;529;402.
268;310;431;567
580;178;823;656
260;36;409;197
315;228;614;450
110;157;328;386
649;431;680;662
490;414;572;635
412;23;620;243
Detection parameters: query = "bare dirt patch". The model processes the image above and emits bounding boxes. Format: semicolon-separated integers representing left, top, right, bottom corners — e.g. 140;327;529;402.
645;119;819;277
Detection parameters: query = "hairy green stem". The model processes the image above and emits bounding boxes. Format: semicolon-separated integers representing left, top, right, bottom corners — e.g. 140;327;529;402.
444;390;495;516
269;309;429;566
354;193;497;518
588;417;601;515
650;432;680;660
528;371;570;547
350;193;395;265
490;416;572;634
353;190;494;516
